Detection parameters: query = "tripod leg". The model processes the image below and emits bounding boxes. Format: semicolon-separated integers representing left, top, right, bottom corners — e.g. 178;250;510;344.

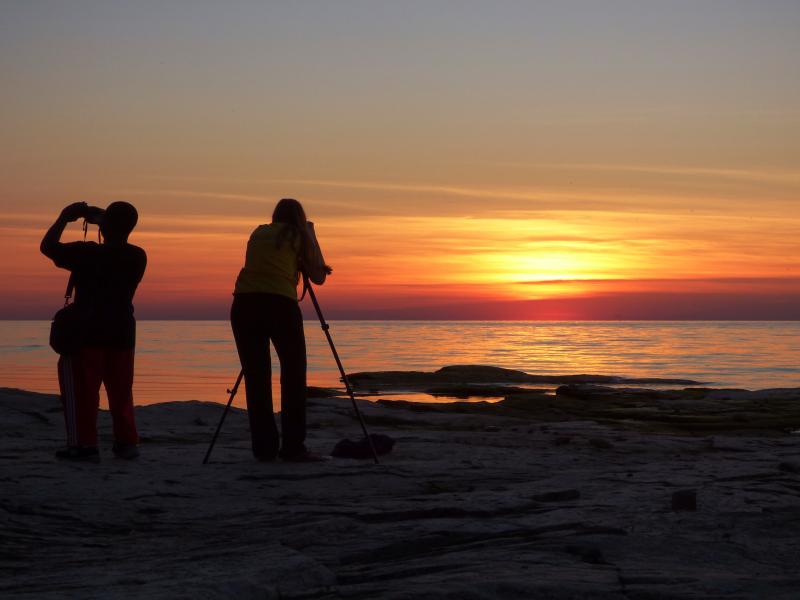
306;285;380;464
202;370;244;464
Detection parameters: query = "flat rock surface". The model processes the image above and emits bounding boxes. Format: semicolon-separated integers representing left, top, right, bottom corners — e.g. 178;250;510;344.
3;386;800;599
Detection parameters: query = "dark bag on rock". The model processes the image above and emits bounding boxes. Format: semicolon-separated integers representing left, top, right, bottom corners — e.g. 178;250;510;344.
49;274;86;355
332;434;395;459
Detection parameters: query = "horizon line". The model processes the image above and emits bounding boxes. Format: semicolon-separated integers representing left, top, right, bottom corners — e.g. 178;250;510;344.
3;318;800;323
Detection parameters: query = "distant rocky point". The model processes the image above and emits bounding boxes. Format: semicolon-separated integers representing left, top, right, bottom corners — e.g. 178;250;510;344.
347;364;702;396
344;365;800;434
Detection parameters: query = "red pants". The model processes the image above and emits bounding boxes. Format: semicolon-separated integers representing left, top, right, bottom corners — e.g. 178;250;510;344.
57;347;138;447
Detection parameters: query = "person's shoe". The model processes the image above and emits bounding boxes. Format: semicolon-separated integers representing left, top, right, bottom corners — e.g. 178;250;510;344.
112;442;140;460
280;450;331;463
55;446;100;462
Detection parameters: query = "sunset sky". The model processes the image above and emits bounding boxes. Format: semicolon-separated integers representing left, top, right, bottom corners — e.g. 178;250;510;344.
2;1;799;319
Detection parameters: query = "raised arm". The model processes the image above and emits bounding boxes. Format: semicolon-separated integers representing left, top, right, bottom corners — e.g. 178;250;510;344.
304;221;332;285
41;202;87;259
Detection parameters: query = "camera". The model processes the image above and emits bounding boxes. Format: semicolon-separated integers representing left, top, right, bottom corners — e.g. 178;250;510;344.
84;206;105;225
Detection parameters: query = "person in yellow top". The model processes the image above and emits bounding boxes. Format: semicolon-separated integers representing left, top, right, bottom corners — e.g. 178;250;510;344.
231;198;330;462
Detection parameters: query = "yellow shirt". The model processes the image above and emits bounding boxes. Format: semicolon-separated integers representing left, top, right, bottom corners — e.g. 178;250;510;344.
233;223;300;300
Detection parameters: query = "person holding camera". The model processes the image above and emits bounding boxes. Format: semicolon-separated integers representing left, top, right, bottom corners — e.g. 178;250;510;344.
41;201;147;461
231;198;331;462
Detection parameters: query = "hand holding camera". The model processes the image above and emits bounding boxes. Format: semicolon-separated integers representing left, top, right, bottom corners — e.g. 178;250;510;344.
59;202;104;224
59;202;88;222
85;206;105;225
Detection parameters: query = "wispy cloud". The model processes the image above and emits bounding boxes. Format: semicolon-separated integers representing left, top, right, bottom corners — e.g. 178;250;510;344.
518;277;800;286
107;187;393;217
495;162;800;185
118;189;276;204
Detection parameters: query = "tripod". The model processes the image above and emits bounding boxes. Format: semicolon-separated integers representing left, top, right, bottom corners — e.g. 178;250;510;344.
203;284;379;464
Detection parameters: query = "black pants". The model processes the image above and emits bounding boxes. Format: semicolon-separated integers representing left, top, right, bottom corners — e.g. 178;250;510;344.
230;293;307;459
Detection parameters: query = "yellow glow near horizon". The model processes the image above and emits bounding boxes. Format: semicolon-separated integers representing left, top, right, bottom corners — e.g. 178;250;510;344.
470;250;624;299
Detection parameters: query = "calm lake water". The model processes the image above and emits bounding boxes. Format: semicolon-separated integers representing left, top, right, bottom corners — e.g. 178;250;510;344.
1;321;799;409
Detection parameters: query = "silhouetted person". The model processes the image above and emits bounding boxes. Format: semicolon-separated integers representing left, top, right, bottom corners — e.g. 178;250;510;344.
41;201;147;461
231;198;330;462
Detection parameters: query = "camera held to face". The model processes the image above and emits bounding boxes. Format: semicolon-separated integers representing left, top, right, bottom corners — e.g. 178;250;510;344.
84;206;105;225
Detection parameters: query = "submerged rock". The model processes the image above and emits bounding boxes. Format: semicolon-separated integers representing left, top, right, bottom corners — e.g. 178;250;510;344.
424;384;543;398
307;386;344;398
347;364;702;391
374;381;800;435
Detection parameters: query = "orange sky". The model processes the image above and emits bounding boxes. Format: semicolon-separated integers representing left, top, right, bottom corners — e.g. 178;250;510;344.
1;3;799;319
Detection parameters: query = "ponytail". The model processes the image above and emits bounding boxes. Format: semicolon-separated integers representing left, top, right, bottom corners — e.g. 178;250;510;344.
272;198;314;268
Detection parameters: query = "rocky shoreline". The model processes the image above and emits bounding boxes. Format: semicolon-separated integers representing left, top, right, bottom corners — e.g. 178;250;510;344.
3;366;800;598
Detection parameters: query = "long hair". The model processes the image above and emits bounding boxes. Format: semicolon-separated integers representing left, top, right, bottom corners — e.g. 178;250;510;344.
272;198;314;268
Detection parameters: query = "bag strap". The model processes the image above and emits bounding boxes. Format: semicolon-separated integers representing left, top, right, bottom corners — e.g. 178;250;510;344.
61;218;92;307
64;273;75;307
299;272;310;301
